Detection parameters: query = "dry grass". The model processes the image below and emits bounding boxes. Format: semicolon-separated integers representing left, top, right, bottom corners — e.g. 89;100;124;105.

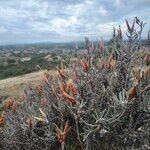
0;71;48;97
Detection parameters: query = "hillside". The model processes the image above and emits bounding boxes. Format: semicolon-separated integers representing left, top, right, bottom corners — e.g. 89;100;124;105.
0;71;43;97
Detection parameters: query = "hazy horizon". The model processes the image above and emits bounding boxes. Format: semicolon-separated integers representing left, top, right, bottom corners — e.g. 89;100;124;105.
0;0;149;45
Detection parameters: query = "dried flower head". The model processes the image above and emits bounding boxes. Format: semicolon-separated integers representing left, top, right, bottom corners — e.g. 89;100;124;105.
12;101;17;113
34;108;49;124
80;59;90;72
27;116;33;128
103;53;116;70
55;121;70;143
4;97;14;109
67;78;77;96
58;62;66;79
125;19;135;33
127;87;137;99
61;89;76;104
0;111;5;126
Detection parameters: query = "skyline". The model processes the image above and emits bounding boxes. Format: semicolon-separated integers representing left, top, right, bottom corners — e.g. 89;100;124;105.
0;0;149;45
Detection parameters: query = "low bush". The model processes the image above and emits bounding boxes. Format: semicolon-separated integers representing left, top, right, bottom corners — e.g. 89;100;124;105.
0;17;150;150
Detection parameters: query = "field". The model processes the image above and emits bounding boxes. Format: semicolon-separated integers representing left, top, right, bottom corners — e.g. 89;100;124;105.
0;71;42;97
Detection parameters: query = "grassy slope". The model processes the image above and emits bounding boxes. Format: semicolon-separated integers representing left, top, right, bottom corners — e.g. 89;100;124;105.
0;71;43;97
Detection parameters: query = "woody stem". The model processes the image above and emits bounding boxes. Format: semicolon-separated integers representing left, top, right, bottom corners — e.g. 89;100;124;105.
61;141;65;150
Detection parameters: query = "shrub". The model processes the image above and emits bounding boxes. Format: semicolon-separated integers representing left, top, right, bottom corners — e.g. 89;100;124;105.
0;17;150;150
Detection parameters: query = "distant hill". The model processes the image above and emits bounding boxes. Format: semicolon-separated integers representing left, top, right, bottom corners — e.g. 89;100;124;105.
0;41;86;51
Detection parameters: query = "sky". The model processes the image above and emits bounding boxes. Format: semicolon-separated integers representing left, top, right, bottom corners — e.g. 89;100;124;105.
0;0;149;45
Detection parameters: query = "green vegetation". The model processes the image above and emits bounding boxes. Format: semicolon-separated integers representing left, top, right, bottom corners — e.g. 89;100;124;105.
0;53;59;80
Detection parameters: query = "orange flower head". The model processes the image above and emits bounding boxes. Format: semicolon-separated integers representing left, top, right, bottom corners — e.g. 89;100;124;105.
61;90;76;104
58;81;66;93
0;111;5;126
4;97;14;109
63;121;70;135
103;54;116;71
12;101;17;113
58;80;76;104
67;78;77;96
55;121;70;143
80;59;90;72
27;116;33;128
127;87;137;99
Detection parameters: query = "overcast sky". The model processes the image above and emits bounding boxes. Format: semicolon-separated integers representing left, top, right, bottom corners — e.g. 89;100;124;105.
0;0;149;45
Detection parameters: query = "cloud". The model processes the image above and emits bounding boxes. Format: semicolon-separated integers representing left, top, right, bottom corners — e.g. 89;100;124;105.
0;0;149;45
0;26;7;33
